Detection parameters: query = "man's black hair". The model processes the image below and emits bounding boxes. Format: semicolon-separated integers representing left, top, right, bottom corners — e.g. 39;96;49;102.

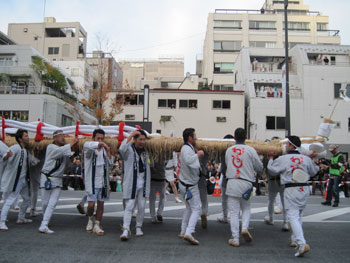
224;134;234;139
134;129;147;139
183;128;195;143
92;128;105;138
234;128;246;143
15;129;28;144
287;135;301;148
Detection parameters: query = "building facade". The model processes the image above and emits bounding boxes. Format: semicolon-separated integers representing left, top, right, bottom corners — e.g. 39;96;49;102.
201;0;341;91
8;17;87;61
233;44;350;152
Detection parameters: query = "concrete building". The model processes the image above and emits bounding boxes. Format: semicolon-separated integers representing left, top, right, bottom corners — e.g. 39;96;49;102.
105;74;244;137
201;0;341;91
233;44;350;153
86;51;123;90
0;44;96;126
119;56;185;89
8;17;87;61
53;60;94;102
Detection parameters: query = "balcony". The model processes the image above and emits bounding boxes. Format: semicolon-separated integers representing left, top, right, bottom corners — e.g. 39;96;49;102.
316;30;340;37
251;61;297;73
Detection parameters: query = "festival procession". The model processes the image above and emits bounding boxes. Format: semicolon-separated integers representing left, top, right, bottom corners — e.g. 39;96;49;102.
0;0;350;262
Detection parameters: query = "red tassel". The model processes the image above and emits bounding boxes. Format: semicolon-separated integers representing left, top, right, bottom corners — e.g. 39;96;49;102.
35;122;45;142
136;125;141;130
118;122;125;146
75;121;92;137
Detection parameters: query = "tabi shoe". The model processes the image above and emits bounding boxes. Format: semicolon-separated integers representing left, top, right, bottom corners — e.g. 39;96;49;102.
157;215;163;222
184;234;199;245
289;241;298;248
282;222;290;232
120;228;130;241
228;237;240;247
321;201;331;206
217;216;228;224
16;218;33;224
241;229;253;243
295;244;310;257
86;216;95;233
175;197;183;203
151;217;158;224
39;225;55;234
201;214;207;229
332;203;339;207
30;209;39;217
76;203;85;215
135;226;144;237
0;221;8;231
93;221;104;236
264;216;274;225
177;232;185;238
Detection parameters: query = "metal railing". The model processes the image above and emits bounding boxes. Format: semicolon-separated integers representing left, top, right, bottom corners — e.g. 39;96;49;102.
251;62;297;73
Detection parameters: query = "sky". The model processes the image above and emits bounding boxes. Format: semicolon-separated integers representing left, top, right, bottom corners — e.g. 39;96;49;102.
0;0;349;74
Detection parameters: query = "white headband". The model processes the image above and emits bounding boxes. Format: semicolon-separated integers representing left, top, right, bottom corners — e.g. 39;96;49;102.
53;132;64;137
287;138;299;149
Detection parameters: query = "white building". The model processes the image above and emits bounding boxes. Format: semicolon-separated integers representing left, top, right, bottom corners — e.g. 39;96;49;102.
233;44;350;152
0;44;96;126
201;0;341;91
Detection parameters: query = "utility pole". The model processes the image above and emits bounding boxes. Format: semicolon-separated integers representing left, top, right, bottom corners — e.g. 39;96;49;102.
284;0;291;136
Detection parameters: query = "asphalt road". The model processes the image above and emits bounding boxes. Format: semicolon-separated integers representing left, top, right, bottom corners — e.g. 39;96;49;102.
0;191;349;263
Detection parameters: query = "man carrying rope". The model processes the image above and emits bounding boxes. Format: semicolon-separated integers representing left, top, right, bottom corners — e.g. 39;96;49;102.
39;130;78;234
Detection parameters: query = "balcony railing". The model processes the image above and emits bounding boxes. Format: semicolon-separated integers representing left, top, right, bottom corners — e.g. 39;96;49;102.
251;62;297;73
316;30;340;37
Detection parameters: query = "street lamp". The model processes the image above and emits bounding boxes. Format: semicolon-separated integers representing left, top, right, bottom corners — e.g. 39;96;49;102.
284;0;291;137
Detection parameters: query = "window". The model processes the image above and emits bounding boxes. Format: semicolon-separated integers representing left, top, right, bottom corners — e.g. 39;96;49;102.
348;118;350;132
0;56;14;67
266;116;285;130
214;63;234;73
179;99;197;109
0;111;28;121
317;23;328;31
249;41;276;48
214;20;242;29
284;22;310;31
212;100;230;109
156;129;161;134
334;121;341;129
216;117;227;123
214;41;241;52
125;114;135;120
116;94;144;105
48;47;59;55
249;21;276;30
61;115;73;126
158;99;176;108
213;85;233;91
334;83;341;98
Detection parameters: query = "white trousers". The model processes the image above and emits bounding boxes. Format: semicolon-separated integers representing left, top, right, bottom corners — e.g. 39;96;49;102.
1;178;30;222
123;188;146;230
180;187;201;236
228;196;251;239
198;177;208;216
41;188;61;226
149;181;166;218
286;208;306;246
221;181;228;217
267;181;286;221
30;172;40;210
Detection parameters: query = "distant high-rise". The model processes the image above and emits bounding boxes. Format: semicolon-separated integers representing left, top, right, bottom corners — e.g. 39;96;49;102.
201;0;341;90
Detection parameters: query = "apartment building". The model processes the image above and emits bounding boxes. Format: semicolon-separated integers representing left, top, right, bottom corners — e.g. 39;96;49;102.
233;44;350;153
201;0;341;91
8;17;87;61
